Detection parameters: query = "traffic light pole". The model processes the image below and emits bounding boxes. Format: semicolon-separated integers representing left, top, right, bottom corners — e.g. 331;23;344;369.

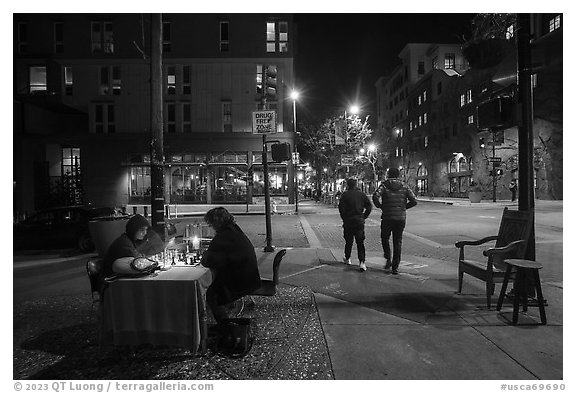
492;130;497;202
262;134;274;252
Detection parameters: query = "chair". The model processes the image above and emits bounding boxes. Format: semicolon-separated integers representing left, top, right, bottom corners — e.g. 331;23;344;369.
455;207;533;309
250;249;287;296
86;258;103;312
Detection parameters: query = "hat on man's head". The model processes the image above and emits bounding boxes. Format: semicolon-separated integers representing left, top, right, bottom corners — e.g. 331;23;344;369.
126;214;149;240
387;167;400;179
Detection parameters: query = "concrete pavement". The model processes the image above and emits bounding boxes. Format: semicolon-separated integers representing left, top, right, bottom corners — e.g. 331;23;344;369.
13;198;564;380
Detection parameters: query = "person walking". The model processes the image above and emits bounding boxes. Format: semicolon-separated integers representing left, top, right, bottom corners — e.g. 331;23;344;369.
509;181;517;202
372;168;417;274
338;178;372;272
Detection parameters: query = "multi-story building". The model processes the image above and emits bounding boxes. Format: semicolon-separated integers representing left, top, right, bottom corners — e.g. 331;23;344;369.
14;13;297;218
375;13;562;200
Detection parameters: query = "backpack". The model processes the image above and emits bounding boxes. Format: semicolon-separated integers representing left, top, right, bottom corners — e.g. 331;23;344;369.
217;318;253;359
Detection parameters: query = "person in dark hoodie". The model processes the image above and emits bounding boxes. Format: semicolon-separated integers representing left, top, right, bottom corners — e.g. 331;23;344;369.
372;168;417;274
338;178;372;272
201;207;261;323
101;214;152;279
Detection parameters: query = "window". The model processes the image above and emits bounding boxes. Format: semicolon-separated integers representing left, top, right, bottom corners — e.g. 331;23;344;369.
183;66;191;95
432;56;438;69
423;90;427;102
466;89;473;104
418;61;425;75
62;147;81;177
17;22;28;53
418;115;422;126
93;103;115;133
167;66;176;95
91;21;114;53
266;20;289;53
460;94;465;107
29;66;47;93
99;66;121;95
506;24;514;39
468;115;474;125
424;136;429;148
54;22;64;53
163;21;171;52
166;103;176;133
423;113;428;124
64;67;73;95
445;53;455;69
418;95;422;106
549;15;561;32
182;103;192;133
266;22;275;52
220;21;229;52
222;101;232;132
396;147;404;157
256;65;263;94
409;121;413;131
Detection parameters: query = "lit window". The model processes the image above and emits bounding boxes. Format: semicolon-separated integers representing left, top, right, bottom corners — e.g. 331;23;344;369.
54;22;64;53
409;121;413;131
445;53;455;69
423;113;428;124
18;22;28;53
506;24;514;39
549;15;561;32
29;66;47;93
424;136;429;148
99;66;121;95
91;21;114;53
112;66;121;95
163;21;171;52
418;95;422;105
266;22;275;52
279;21;288;52
468;114;474;125
418;116;422;126
220;21;229;52
432;56;438;69
62;147;81;177
423;90;427;102
466;89;473;104
222;101;232;132
93;103;115;133
167;66;176;95
64;67;73;96
396;147;404;157
460;94;465;107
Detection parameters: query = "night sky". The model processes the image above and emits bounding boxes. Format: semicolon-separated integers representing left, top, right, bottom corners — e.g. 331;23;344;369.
292;13;476;124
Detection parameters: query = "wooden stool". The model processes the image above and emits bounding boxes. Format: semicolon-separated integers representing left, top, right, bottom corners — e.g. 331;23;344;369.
496;259;547;325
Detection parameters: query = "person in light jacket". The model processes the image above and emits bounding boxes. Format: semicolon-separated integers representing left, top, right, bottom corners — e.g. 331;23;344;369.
372;168;417;274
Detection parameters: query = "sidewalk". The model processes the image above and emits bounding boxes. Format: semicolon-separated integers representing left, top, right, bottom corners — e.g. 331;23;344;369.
255;247;563;380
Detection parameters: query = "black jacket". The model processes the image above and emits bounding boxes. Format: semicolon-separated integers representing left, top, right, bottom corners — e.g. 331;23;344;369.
201;223;261;305
372;179;417;221
338;188;372;227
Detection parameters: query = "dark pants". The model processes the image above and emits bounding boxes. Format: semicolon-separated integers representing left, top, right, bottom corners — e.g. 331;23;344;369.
380;220;406;269
206;285;228;323
343;223;366;262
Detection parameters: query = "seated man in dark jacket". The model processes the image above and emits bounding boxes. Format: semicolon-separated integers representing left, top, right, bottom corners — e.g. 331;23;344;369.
201;207;261;323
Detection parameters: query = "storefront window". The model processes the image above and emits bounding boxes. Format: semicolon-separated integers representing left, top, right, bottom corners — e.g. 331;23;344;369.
169;166;207;203
130;166;151;202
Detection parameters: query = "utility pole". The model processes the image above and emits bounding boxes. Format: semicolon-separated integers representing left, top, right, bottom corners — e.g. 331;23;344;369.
517;13;536;261
262;66;274;252
150;14;165;240
492;131;497;202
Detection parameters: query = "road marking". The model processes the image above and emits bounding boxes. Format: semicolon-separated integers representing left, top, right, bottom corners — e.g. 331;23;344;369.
403;231;444;248
299;214;323;248
281;264;326;280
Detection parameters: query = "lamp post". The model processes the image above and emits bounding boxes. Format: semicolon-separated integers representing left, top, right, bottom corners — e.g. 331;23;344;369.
290;90;299;212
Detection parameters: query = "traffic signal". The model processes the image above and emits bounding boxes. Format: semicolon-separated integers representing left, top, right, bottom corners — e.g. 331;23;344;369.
476;96;514;130
271;142;291;162
264;64;277;100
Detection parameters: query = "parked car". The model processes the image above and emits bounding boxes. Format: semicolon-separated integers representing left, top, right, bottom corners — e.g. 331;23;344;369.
13;205;118;252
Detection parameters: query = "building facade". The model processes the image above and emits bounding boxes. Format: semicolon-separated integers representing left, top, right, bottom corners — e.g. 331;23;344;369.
14;13;297;218
375;14;562;200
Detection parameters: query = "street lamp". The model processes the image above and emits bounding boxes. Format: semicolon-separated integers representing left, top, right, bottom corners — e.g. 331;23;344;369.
291;90;299;212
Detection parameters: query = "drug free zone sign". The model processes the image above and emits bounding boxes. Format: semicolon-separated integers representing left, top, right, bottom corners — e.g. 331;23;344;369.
252;110;277;134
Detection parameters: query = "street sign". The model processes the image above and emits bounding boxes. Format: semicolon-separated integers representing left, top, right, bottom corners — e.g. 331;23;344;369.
252;110;277;134
488;156;502;162
341;154;355;166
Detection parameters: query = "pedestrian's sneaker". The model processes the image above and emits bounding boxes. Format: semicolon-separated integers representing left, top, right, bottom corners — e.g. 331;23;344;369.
359;261;367;272
392;268;399;275
343;257;351;265
384;259;392;271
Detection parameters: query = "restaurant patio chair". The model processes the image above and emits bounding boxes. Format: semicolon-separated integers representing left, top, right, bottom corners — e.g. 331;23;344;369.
455;207;533;309
86;258;103;315
250;249;287;297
